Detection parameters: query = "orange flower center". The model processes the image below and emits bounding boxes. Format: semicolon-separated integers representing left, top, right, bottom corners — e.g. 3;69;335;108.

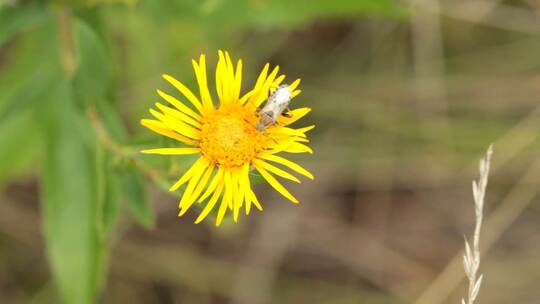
199;103;267;168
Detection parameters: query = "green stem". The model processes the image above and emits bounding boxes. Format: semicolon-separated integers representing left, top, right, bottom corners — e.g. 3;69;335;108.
86;107;175;195
55;6;77;77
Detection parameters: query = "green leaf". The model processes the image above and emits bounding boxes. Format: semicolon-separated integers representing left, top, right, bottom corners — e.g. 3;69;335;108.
0;17;58;119
122;167;155;228
95;101;127;142
0;3;48;46
96;144;121;237
245;0;406;28
249;171;265;184
72;19;112;107
138;0;404;30
101;173;120;233
40;79;105;304
0;110;42;183
71;17;126;234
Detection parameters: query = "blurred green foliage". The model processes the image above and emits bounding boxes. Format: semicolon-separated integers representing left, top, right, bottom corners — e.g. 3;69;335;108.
0;0;402;303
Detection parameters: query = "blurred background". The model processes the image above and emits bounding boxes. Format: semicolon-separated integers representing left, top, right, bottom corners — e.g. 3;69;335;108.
2;0;540;303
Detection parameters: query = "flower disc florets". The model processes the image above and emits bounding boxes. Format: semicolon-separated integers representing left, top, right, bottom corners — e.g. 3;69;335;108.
199;104;266;168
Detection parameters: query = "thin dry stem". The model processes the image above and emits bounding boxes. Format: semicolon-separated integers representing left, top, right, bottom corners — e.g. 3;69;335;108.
462;144;492;304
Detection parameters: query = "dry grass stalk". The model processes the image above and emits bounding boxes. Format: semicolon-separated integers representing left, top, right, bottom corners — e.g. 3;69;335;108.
462;144;493;304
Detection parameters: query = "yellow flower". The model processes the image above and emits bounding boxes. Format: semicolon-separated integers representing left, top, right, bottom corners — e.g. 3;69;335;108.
141;50;314;226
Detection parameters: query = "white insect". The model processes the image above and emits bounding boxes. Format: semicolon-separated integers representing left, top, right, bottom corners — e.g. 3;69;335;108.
256;84;292;131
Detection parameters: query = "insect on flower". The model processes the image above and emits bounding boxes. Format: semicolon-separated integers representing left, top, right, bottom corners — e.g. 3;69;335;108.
256;84;293;132
140;51;314;226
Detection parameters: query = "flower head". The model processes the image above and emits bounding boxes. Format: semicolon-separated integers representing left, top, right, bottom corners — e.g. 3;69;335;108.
141;51;314;226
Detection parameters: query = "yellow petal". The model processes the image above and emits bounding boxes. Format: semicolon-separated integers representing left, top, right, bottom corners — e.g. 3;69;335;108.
269;126;308;138
253;159;300;183
291;90;301;98
239;89;256;105
286;142;313;154
149;109;200;140
141;148;200;155
192;165;214;198
231;170;244;222
254;63;270;91
224;51;235;102
231;174;239;219
221;51;231;101
295;125;315;134
155;102;201;129
156;89;201;121
215;50;225;102
289;78;301;91
216;171;233;226
242;169;263;213
264;136;298;153
218;50;231;103
233;59;243;101
268;138;313;154
253;66;280;107
239;164;251;214
256;166;299;203
243;63;269;106
178;162;208;212
250;188;263;211
278;107;311;126
169;157;207;191
198;167;224;203
192;54;214;111
179;164;213;215
224;170;234;210
195;181;224;224
259;154;313;180
181;165;214;215
140;119;194;145
271;75;285;90
270;133;310;143
162;74;203;113
263;66;280;89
